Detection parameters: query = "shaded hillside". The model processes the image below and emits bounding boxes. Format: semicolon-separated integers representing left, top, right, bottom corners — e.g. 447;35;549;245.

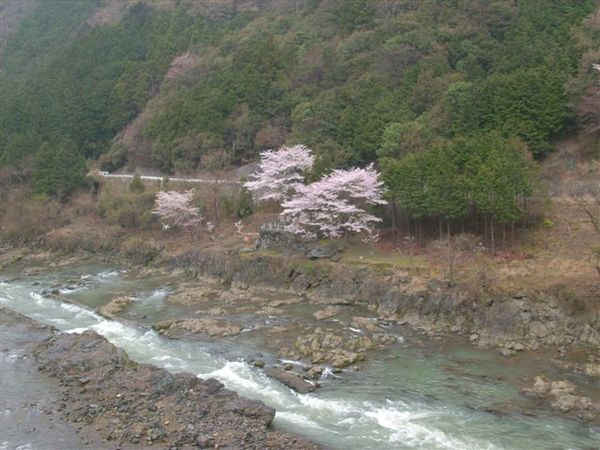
1;0;597;176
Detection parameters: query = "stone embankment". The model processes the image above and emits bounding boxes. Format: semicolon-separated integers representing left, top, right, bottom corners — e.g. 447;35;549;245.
169;248;600;354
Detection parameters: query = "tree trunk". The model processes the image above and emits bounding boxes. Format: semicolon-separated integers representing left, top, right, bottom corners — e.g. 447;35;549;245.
484;216;488;242
447;220;453;286
391;202;397;243
490;219;495;255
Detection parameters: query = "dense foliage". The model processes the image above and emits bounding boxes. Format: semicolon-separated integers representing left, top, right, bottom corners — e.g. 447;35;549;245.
1;0;597;223
32;139;88;199
381;133;534;228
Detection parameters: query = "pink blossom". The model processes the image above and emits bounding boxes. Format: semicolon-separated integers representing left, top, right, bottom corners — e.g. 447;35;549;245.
282;164;386;239
153;189;202;231
244;145;314;203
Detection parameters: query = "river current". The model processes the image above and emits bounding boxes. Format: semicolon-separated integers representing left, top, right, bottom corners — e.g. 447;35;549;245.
1;266;598;450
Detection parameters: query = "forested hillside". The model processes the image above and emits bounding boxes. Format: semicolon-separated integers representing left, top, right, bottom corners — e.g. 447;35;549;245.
1;0;598;211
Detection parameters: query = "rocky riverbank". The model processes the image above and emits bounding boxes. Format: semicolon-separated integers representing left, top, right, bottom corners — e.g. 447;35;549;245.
2;245;599;425
166;248;600;353
0;308;321;449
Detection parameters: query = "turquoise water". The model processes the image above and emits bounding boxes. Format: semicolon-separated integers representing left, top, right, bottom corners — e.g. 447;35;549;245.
1;268;598;450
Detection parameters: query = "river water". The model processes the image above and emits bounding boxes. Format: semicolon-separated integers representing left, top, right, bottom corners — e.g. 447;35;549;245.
1;266;598;450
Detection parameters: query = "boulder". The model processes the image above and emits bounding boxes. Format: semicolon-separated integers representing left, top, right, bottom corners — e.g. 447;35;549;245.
351;316;379;332
153;318;242;339
522;376;600;423
331;350;362;368
264;368;315;394
306;246;338;260
99;296;133;319
313;306;341;320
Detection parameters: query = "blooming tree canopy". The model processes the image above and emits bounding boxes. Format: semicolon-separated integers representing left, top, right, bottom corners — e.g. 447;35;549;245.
244;145;314;203
153;189;202;231
282;164;386;240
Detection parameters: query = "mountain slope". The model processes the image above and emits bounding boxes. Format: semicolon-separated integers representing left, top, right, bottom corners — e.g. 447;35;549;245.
1;0;597;175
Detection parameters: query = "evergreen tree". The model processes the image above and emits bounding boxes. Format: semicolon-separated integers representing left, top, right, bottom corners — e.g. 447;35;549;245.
235;184;254;219
129;173;145;193
33;139;87;199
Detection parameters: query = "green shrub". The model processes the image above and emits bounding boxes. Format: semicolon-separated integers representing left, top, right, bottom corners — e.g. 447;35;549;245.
542;218;555;229
97;189;156;229
236;185;254;218
129;174;145;193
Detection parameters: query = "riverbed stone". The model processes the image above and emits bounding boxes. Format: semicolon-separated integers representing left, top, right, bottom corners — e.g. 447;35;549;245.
313;306;341;320
288;325;395;369
530;321;548;338
351;316;379;332
268;297;303;307
331;350;362;368
522;376;600;423
305;366;323;379
166;281;222;305
306;245;338;260
98;296;133;319
264;367;315;393
153;318;242;339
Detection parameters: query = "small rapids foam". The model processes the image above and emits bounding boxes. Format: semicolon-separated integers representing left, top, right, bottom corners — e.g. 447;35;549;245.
95;270;120;279
59;302;101;320
297;395;360;415
80;270;122;283
320;366;336;379
361;400;490;450
134;288;170;303
201;361;290;408
275;411;329;431
278;358;310;368
58;285;88;295
149;354;187;371
0;443;33;450
30;292;54;307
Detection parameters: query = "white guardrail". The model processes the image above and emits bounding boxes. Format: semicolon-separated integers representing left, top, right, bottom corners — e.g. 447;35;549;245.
100;172;241;185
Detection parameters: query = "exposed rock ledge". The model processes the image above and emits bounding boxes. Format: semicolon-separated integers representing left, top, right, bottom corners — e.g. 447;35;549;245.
522;376;600;424
153;317;243;339
30;326;320;449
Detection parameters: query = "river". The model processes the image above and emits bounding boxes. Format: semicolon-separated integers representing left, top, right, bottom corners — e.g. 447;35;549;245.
1;265;598;449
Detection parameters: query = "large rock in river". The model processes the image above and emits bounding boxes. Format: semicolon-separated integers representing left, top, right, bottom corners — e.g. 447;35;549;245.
153;318;243;339
264;367;316;394
522;375;600;423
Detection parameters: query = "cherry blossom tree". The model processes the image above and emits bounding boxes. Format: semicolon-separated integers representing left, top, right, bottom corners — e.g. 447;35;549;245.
282;164;386;240
244;144;314;204
153;189;202;235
